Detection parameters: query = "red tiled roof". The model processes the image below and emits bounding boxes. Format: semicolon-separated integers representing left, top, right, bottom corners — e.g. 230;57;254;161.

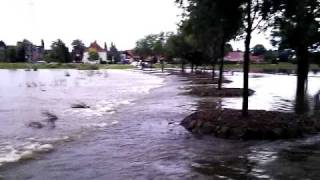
224;51;244;62
224;51;264;63
88;41;106;52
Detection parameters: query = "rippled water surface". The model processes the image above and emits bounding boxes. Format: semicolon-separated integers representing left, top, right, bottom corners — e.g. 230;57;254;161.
222;72;320;113
1;69;320;180
0;69;164;167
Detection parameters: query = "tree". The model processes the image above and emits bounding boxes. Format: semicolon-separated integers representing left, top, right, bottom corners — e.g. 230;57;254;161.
176;0;243;84
253;44;267;56
134;32;171;62
177;0;270;116
109;43;121;63
264;0;320;114
71;39;86;63
16;40;30;62
0;41;7;62
50;39;71;63
7;47;17;62
88;51;100;61
264;50;278;63
239;0;270;116
225;44;233;53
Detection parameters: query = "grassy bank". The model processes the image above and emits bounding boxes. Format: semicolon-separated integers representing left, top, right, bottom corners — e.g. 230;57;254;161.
2;62;319;72
0;63;134;70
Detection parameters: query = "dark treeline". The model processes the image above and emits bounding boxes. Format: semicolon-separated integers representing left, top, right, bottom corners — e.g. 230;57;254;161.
133;0;320;116
176;0;320;116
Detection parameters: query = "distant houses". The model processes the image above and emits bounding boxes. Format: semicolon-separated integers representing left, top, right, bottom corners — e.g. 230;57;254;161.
0;39;139;64
0;40;44;62
224;51;265;63
82;41;108;64
19;40;45;63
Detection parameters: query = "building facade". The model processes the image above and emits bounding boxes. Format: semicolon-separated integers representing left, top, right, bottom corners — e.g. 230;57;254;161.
82;41;108;64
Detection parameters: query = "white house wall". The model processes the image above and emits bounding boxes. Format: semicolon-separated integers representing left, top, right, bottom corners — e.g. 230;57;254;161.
82;52;108;64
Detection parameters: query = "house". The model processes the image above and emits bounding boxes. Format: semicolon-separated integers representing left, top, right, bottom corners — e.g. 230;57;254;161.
17;40;44;62
224;51;264;63
82;41;108;64
224;51;244;63
120;50;136;63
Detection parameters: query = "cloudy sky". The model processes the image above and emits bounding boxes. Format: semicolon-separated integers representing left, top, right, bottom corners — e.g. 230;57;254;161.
0;0;272;50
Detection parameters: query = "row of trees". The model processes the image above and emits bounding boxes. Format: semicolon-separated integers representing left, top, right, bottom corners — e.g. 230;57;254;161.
169;0;320;116
0;39;122;64
134;32;173;61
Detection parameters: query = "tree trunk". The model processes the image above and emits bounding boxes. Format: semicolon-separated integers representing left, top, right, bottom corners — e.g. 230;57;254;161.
295;0;310;114
191;61;194;73
212;63;216;79
181;60;185;73
218;40;226;90
295;45;310;114
242;0;252;117
160;59;164;72
211;58;218;79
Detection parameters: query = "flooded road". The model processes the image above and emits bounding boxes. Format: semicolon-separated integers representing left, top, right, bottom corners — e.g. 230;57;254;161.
1;69;320;179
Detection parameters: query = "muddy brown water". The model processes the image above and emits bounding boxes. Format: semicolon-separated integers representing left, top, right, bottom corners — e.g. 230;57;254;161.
1;69;320;179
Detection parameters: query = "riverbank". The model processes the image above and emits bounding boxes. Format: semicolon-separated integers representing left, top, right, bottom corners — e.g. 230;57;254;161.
181;109;320;140
2;62;319;72
0;63;133;70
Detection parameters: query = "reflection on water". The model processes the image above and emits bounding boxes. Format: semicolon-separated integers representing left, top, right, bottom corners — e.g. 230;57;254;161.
222;72;320;114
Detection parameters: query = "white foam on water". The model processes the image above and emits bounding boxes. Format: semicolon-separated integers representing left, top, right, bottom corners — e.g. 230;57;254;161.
67;99;135;118
0;135;72;167
88;120;119;129
91;123;109;128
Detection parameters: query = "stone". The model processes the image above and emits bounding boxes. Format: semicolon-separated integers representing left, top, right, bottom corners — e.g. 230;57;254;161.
28;122;44;129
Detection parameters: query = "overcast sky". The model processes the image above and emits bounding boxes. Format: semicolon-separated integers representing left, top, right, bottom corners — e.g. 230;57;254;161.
0;0;272;50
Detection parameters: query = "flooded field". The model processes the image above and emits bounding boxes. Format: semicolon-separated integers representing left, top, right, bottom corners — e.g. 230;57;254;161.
222;72;320;113
1;69;320;179
0;69;164;167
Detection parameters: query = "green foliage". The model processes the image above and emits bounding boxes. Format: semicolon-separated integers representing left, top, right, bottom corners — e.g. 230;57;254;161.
50;39;71;63
264;50;278;63
71;39;86;62
16;40;30;62
253;44;267;56
178;0;243;60
88;51;100;61
134;32;172;59
109;43;121;63
225;44;233;54
265;0;320;51
7;47;17;62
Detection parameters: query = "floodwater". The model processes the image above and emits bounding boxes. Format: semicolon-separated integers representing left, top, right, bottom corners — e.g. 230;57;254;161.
1;69;320;180
222;71;320;113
